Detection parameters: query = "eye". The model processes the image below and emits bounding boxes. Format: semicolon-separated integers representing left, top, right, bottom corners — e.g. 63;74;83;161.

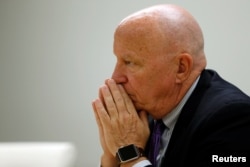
124;60;132;65
124;60;133;65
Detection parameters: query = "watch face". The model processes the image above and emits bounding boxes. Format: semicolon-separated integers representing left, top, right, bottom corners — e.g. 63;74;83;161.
117;144;139;162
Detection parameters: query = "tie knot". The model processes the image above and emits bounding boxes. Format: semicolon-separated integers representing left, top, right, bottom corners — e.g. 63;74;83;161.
153;119;165;135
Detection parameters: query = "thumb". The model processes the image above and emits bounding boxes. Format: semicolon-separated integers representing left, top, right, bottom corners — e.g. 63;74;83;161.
138;110;149;127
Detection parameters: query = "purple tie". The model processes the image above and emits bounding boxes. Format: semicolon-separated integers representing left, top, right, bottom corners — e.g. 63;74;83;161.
148;120;165;167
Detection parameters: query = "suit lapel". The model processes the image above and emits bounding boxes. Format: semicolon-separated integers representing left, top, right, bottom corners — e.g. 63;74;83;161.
161;70;213;166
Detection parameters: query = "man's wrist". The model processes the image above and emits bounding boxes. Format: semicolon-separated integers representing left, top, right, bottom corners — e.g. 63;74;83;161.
100;153;119;167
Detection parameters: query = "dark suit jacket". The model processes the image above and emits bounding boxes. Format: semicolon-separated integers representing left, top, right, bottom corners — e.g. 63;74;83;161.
146;69;250;167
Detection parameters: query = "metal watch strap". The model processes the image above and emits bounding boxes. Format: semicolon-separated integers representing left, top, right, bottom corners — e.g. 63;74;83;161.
137;147;145;157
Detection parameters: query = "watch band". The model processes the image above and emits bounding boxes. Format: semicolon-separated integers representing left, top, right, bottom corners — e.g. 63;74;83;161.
136;147;145;157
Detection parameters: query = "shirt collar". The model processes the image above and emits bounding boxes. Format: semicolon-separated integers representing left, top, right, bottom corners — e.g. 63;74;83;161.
162;76;200;129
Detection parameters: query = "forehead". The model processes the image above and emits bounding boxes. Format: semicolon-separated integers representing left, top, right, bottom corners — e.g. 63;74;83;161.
113;27;155;60
113;19;167;59
113;36;146;62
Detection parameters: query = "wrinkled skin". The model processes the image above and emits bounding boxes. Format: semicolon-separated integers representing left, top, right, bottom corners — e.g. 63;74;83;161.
92;4;206;167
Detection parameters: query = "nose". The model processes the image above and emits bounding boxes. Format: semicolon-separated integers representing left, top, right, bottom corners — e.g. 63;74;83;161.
111;64;128;84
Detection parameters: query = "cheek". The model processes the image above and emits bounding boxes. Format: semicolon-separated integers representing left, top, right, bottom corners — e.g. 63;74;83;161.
126;62;173;99
145;68;175;96
130;73;161;98
149;61;176;85
125;73;149;99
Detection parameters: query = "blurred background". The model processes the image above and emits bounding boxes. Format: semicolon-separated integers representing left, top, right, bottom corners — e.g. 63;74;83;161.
0;0;250;166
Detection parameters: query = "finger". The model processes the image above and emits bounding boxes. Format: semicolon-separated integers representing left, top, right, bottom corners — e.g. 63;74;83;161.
92;100;106;140
100;85;119;118
106;79;127;115
138;110;149;126
117;84;138;116
92;98;110;126
92;100;103;129
98;86;106;109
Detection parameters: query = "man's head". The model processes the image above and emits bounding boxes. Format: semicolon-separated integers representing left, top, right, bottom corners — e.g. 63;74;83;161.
111;4;207;119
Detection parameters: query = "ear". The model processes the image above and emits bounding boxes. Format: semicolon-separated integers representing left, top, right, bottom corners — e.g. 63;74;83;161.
176;53;193;84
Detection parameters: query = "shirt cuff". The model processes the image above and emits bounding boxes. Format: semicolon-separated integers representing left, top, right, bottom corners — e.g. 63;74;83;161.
132;160;152;167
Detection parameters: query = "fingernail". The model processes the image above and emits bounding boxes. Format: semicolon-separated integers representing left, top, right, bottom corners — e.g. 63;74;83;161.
104;78;110;84
108;79;115;84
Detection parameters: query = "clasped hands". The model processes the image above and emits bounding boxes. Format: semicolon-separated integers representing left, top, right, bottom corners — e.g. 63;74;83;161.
92;79;150;160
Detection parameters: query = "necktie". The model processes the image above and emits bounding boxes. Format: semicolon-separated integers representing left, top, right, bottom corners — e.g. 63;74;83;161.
148;120;165;167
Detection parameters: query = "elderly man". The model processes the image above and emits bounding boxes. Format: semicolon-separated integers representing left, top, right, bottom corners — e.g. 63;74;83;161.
92;4;250;167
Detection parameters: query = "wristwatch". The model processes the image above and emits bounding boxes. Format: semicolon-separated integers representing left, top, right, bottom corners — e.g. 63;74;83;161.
116;144;145;163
